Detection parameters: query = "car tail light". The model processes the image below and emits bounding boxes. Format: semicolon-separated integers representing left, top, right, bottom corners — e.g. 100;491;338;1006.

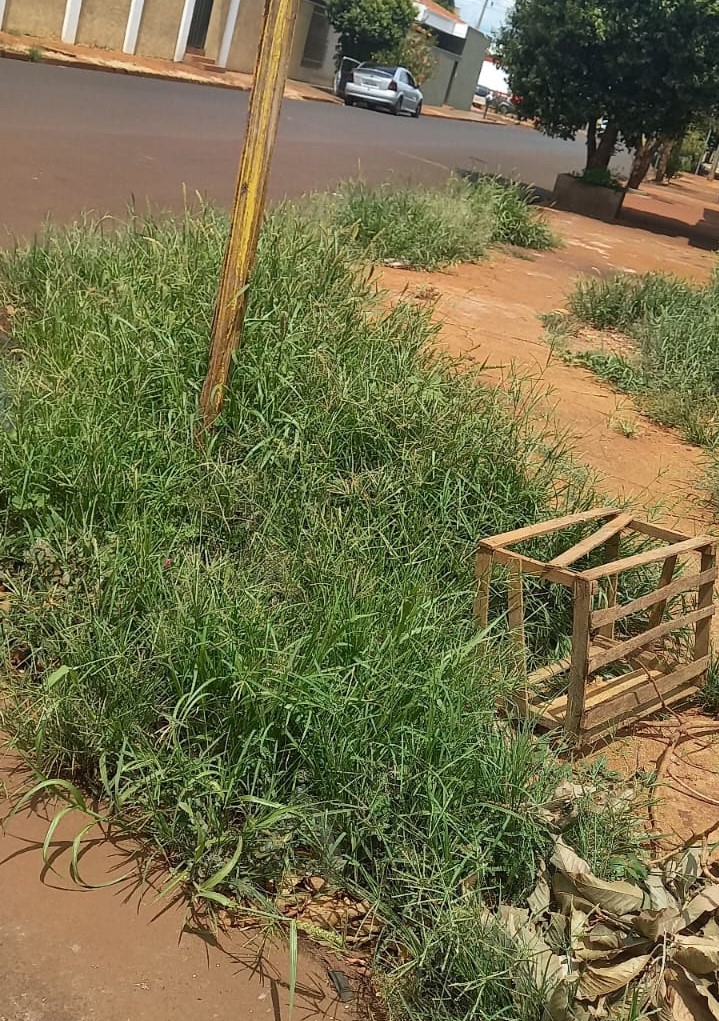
388;79;397;91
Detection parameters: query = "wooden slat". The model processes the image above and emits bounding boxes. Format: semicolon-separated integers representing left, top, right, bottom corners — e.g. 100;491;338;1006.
592;634;617;650
598;530;622;639
583;658;710;732
648;555;678;628
694;546;716;671
581;536;716;581
588;605;715;674
481;507;620;550
527;656;572;687
590;568;717;630
532;658;709;737
629;520;690;544
473;550;493;627
480;545;578;587
507;560;528;711
550;513;633;569
557;676;704;744
538;666;650;719
565;578;593;738
594;635;663;671
577;684;703;745
528;635;622;689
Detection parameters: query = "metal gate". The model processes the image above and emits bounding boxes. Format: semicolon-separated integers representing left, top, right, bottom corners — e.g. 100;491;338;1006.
187;0;214;51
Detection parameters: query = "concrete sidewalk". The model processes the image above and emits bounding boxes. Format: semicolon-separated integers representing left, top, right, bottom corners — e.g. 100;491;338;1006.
0;30;514;125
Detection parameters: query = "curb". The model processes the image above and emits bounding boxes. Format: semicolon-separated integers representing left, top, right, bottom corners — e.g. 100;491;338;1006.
0;45;338;103
0;43;519;122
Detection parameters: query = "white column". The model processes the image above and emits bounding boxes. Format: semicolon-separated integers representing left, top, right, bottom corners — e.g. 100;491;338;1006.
217;0;241;68
173;0;196;62
123;0;146;54
0;0;7;32
61;0;83;43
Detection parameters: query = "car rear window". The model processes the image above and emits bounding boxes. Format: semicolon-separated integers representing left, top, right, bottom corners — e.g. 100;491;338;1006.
358;65;395;76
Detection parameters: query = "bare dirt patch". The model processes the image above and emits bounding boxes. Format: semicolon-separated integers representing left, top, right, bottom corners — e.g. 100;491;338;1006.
0;748;358;1021
380;201;719;854
381;206;715;534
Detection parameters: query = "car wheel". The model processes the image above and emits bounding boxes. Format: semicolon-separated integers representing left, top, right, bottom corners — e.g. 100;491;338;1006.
344;96;354;106
412;100;422;118
391;97;402;115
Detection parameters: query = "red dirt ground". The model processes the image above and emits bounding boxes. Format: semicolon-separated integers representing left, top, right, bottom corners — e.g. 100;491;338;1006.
0;751;360;1021
380;175;719;855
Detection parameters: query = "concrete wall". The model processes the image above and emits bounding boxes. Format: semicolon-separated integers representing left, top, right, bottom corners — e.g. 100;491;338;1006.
76;0;130;50
3;0;65;38
446;27;488;111
0;0;331;75
296;35;336;87
421;48;456;107
224;0;263;72
135;0;186;60
288;0;313;79
289;1;336;87
204;0;225;61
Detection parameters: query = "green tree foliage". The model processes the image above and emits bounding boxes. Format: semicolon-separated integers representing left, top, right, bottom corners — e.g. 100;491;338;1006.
326;0;417;63
497;0;719;172
433;0;456;9
374;25;437;84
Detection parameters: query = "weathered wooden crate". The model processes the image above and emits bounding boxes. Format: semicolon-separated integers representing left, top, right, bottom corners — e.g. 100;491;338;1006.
474;507;717;745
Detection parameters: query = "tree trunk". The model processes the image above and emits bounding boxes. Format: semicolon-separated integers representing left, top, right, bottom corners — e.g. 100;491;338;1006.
587;118;598;166
585;121;619;170
654;139;675;185
627;137;661;190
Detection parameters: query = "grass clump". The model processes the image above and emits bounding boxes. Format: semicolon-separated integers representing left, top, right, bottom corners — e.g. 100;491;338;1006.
326;176;556;270
1;206;620;1018
566;270;719;449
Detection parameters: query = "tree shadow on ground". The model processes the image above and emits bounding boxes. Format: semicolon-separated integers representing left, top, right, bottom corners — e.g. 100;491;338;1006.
458;167;719;252
617;204;719;252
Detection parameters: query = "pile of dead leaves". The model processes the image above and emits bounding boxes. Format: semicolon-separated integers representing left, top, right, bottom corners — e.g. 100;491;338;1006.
275;875;382;947
501;836;719;1019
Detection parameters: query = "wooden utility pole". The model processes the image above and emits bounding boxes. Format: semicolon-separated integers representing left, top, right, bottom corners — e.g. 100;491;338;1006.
199;0;300;430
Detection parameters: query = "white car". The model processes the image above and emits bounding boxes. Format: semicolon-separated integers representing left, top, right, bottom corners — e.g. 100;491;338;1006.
343;64;423;117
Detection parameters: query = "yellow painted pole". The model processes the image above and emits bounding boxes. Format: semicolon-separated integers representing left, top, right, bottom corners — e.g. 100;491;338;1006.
199;0;301;430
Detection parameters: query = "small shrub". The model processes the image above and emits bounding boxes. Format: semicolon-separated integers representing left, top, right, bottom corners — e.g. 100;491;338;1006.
567;268;719;501
570;351;643;392
568;272;699;331
483;178;557;249
326;176;556;269
573;167;624;191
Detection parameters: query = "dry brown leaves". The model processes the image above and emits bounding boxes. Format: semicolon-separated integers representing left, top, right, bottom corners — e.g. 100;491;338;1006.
220;873;383;953
275;876;382;946
498;835;719;1019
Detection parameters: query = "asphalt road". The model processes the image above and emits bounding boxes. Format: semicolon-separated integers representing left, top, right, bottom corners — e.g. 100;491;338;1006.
1;57;588;238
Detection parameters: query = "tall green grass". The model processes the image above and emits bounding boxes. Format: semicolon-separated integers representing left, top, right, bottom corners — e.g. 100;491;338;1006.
321;176;557;270
0;207;618;1019
567;271;719;450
